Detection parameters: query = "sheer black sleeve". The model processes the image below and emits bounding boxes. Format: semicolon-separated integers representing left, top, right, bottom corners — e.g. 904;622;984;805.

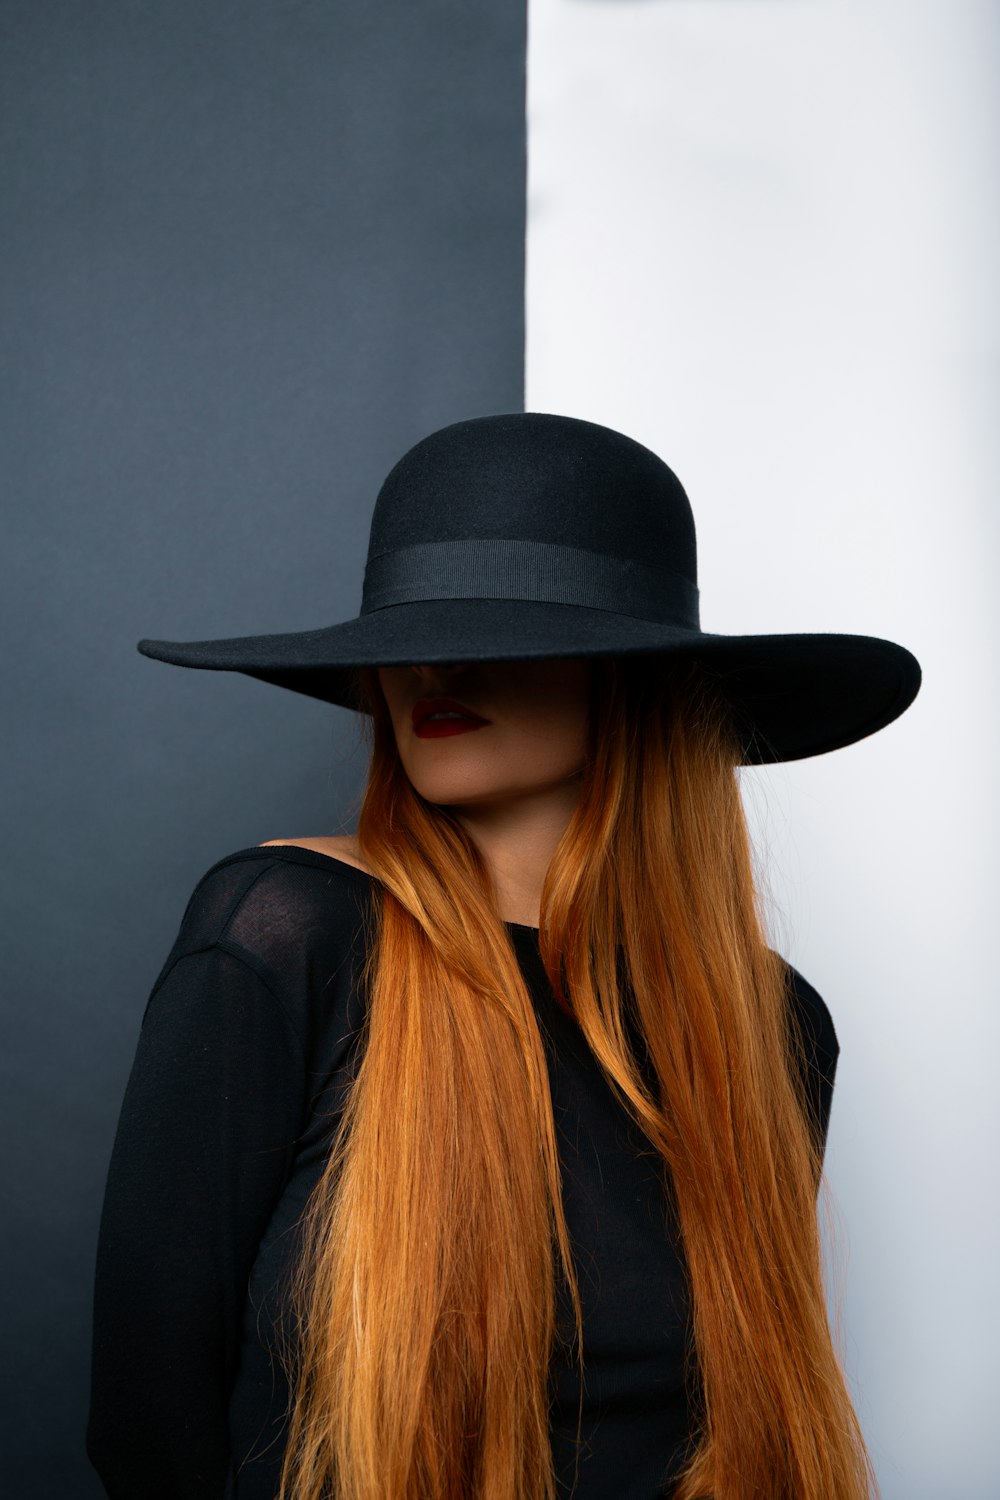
86;945;306;1498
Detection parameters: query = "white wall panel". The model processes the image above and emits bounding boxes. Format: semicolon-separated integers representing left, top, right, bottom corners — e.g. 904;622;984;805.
527;3;999;1494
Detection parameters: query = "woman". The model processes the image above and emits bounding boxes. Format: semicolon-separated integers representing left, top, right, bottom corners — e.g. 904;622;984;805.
86;413;921;1500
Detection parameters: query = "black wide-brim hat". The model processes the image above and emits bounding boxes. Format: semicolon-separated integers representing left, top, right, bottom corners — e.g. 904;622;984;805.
138;412;922;766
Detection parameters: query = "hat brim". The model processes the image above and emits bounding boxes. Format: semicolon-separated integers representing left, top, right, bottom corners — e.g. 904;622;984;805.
137;598;921;766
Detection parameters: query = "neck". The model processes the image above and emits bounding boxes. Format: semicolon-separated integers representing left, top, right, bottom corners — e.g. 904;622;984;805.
452;778;582;928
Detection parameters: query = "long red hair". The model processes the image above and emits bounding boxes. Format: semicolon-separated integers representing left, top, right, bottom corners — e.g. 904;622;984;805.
275;653;878;1499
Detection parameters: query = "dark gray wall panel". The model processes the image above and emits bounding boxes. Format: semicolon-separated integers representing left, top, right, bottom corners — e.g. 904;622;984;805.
0;1;525;1486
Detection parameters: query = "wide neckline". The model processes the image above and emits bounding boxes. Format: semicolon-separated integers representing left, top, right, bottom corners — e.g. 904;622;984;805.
245;843;541;933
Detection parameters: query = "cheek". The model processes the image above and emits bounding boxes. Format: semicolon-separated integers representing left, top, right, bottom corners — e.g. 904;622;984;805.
509;701;588;775
377;676;411;744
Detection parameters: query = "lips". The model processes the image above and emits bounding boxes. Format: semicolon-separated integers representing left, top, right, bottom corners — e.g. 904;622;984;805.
412;697;490;737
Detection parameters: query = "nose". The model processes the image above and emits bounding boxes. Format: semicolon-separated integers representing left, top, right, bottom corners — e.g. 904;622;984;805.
411;662;464;687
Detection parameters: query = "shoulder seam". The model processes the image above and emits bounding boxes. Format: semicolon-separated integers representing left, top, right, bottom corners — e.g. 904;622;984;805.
181;849;286;916
146;940;307;1064
216;860;284;946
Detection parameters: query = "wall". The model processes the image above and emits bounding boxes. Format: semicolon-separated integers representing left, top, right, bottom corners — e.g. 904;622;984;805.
527;2;999;1494
0;2;525;1489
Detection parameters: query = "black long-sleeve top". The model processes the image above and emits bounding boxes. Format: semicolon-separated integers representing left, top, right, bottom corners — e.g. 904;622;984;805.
85;843;839;1499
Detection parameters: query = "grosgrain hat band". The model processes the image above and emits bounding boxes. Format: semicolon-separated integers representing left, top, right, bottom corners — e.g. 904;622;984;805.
361;538;702;628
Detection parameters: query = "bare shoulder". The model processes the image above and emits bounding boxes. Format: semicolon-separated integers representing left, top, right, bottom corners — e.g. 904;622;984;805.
259;835;376;877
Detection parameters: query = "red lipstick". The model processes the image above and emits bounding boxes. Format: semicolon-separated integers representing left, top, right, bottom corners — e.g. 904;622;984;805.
412;697;490;738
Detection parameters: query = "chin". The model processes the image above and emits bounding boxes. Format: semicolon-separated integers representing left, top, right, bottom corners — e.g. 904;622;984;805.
411;776;511;808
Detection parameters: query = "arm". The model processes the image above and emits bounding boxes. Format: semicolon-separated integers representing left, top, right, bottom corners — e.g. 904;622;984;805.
86;945;305;1498
782;959;840;1165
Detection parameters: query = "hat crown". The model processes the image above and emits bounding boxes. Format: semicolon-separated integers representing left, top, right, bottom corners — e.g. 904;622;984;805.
366;413;698;582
